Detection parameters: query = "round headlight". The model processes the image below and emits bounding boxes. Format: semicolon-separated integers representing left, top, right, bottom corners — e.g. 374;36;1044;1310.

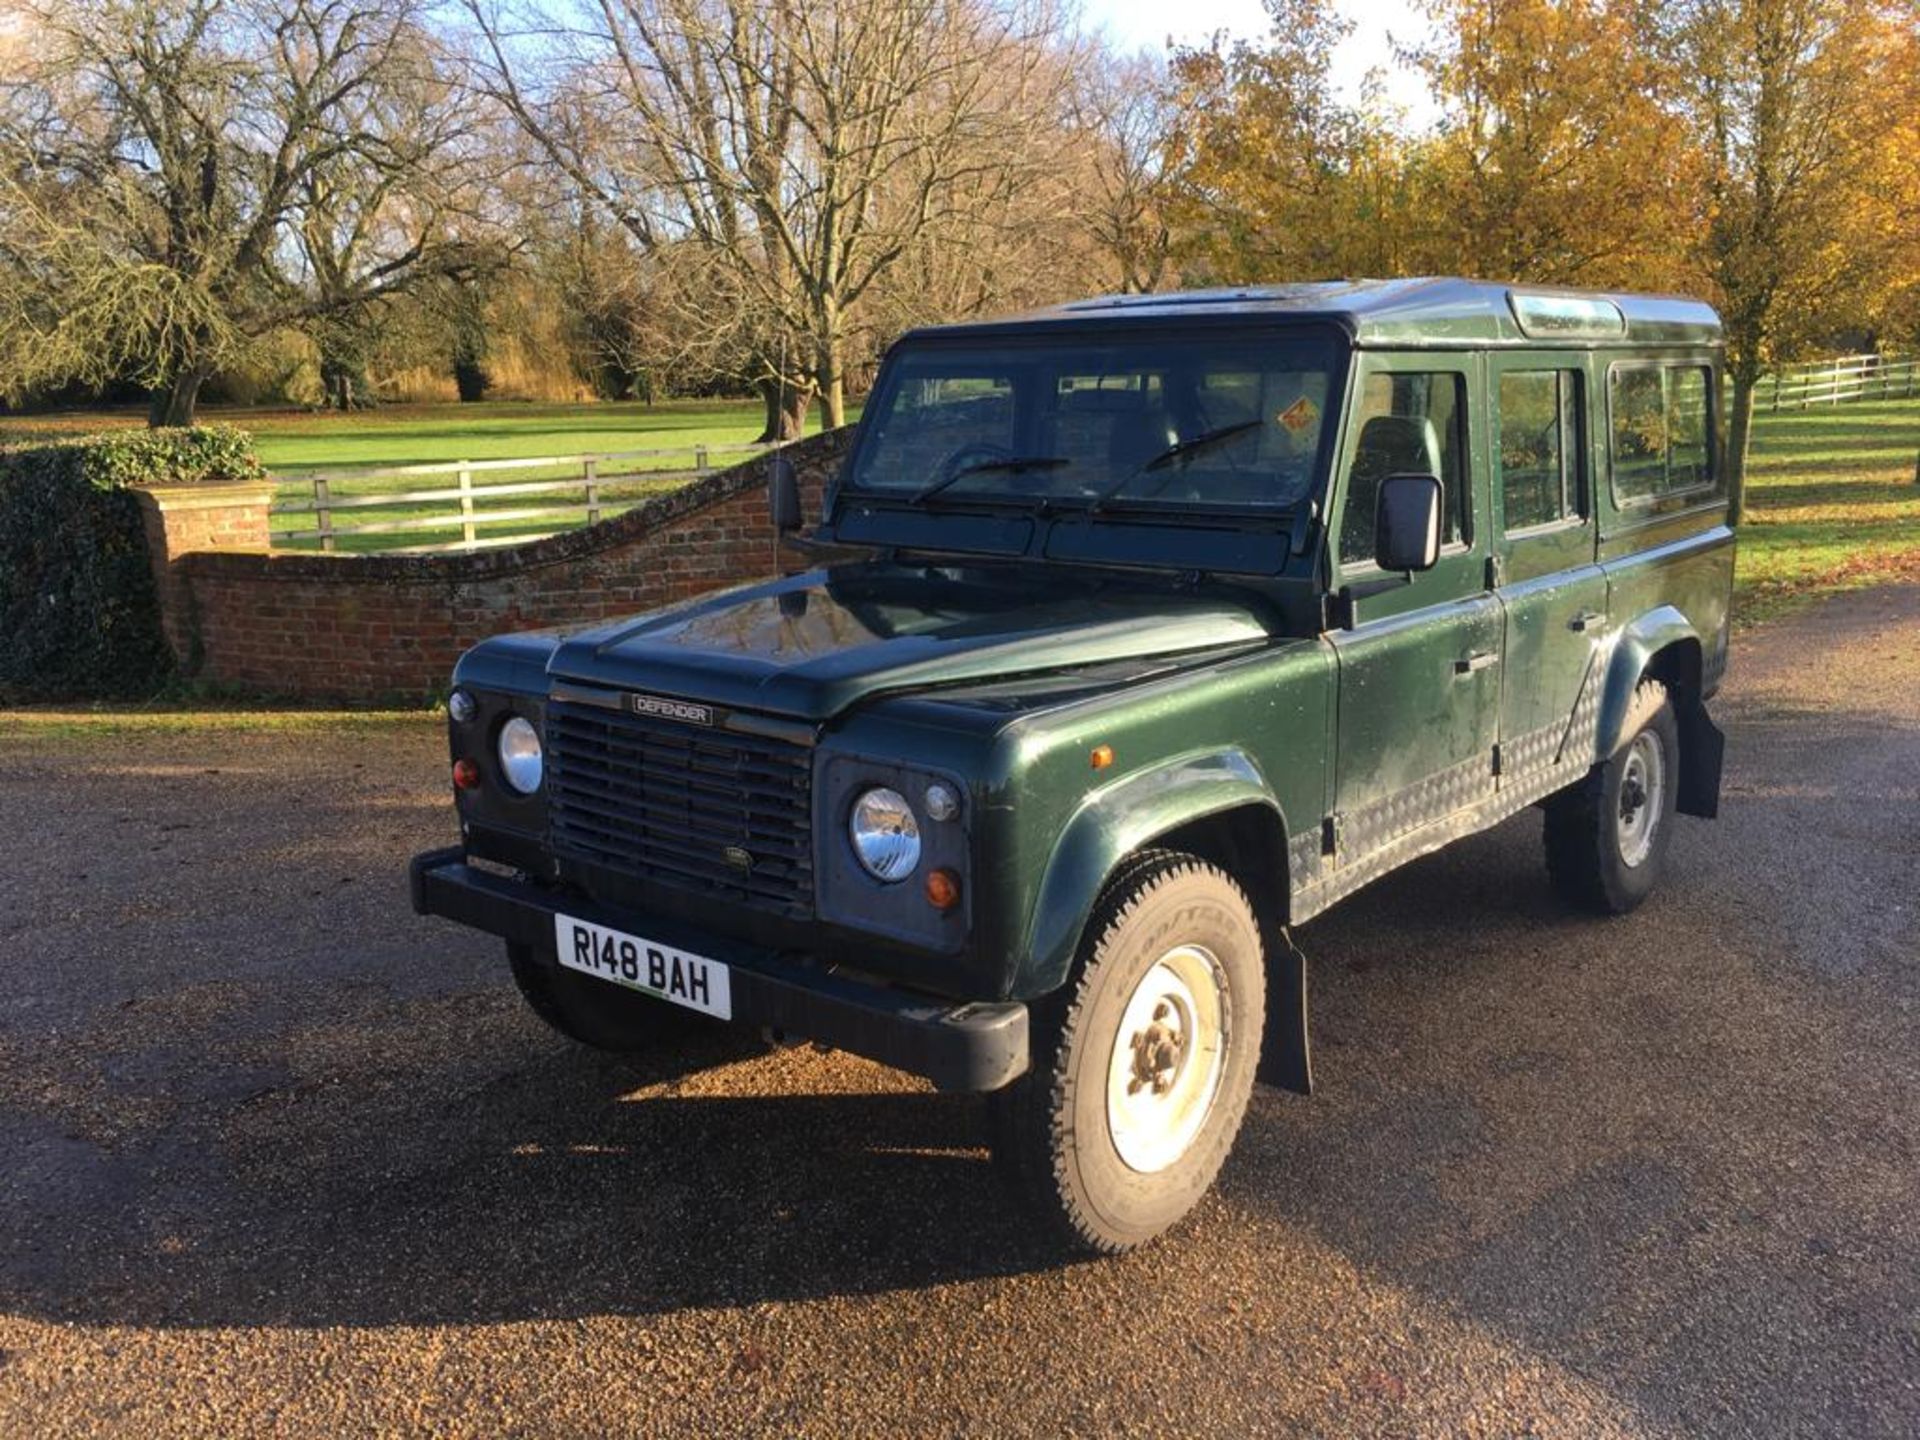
496;715;543;794
849;787;921;881
447;688;477;724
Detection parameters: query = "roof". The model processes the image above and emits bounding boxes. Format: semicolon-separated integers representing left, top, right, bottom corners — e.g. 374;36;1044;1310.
909;277;1722;349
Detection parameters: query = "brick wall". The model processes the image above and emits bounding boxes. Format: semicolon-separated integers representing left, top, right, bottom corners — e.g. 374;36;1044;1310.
135;480;279;663
168;431;850;702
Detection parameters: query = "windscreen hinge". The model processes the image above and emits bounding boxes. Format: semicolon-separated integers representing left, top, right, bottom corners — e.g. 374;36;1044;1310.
1288;497;1320;556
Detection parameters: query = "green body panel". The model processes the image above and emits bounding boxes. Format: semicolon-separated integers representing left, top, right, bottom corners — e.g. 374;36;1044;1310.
1599;527;1735;705
543;566;1273;721
1596;586;1724;747
1020;751;1279;992
1328;597;1502;809
990;640;1333;996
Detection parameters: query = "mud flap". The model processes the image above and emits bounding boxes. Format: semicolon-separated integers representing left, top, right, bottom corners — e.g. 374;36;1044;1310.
1677;699;1725;819
1258;927;1312;1095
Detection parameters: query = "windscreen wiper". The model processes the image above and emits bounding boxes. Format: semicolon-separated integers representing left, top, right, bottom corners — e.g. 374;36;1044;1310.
1089;420;1264;511
909;455;1069;505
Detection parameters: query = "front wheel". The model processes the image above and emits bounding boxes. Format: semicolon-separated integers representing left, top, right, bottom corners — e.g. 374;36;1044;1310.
988;851;1265;1254
1544;678;1680;914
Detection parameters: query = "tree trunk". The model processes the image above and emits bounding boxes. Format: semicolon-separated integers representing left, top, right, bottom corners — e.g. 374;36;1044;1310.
148;363;211;428
321;357;365;411
818;337;846;431
755;376;812;443
1725;371;1758;527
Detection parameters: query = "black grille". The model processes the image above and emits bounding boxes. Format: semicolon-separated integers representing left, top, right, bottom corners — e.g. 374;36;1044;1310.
546;700;814;917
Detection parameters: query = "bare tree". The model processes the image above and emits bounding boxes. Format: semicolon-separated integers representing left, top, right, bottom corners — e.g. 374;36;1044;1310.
0;0;482;424
1074;49;1175;294
464;0;1073;439
291;32;503;409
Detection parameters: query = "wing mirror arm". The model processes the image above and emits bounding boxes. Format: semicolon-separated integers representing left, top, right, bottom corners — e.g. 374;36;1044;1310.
1332;571;1413;629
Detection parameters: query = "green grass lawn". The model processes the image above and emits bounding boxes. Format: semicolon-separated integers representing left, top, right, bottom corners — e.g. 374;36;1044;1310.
0;397;806;552
0;397;781;468
3;393;1914;598
0;398;782;548
1738;397;1920;624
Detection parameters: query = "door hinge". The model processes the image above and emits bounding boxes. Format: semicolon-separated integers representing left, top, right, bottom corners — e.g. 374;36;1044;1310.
1491;743;1503;777
1321;813;1342;857
1486;553;1505;589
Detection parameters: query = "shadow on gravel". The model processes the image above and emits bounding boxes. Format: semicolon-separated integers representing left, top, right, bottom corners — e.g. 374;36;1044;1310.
0;1022;1080;1330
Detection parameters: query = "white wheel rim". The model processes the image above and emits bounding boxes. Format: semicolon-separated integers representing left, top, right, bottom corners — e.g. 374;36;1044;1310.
1105;945;1230;1174
1617;731;1666;868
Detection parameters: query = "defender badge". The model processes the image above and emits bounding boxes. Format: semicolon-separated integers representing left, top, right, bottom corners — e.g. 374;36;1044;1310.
722;846;754;872
626;692;714;725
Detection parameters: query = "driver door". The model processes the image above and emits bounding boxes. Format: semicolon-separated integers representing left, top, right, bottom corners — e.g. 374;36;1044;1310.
1323;353;1501;881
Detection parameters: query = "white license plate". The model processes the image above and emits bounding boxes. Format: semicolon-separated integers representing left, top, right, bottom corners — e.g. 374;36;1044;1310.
554;914;733;1020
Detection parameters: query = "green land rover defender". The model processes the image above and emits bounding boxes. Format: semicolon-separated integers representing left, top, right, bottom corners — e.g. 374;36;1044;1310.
412;279;1732;1252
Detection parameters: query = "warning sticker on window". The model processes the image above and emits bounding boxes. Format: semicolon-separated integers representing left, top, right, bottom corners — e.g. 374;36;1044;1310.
1278;396;1319;434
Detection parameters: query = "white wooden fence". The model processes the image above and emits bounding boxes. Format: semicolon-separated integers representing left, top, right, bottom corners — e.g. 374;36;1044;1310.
1764;354;1919;411
271;441;773;553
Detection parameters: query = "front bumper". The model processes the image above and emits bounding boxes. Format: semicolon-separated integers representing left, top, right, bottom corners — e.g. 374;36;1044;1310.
409;847;1029;1093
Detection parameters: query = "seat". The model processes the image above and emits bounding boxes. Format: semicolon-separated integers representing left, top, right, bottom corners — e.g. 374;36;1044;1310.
1343;415;1443;564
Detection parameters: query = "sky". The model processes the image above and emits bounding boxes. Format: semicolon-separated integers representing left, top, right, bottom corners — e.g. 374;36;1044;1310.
1081;0;1441;126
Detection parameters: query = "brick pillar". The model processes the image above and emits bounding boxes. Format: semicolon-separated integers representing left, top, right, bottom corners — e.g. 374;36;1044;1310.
133;481;276;666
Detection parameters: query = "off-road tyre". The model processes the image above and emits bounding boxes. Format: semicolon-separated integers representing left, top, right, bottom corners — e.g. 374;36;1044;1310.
1544;678;1680;915
987;849;1266;1255
507;942;709;1053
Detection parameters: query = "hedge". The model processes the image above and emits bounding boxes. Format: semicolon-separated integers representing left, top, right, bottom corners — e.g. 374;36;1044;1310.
0;426;264;702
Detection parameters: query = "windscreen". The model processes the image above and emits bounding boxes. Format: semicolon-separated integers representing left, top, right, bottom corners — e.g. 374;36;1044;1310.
848;332;1342;513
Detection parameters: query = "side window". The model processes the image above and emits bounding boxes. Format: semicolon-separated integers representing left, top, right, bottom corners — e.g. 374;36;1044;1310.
1609;364;1717;507
1340;371;1469;567
1667;368;1711;488
1498;369;1583;531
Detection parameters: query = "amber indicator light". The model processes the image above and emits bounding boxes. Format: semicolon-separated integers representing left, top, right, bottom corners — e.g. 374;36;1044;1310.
452;758;481;791
1090;744;1115;770
925;867;962;910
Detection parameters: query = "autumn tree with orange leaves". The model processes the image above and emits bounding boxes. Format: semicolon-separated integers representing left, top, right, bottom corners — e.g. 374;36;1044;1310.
1163;0;1920;523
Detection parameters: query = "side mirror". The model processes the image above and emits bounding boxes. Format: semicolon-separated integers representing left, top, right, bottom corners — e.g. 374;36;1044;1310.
1374;473;1443;572
769;454;801;534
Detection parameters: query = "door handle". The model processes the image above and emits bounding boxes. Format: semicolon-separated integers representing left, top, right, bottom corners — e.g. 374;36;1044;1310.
1454;651;1500;676
1569;609;1607;633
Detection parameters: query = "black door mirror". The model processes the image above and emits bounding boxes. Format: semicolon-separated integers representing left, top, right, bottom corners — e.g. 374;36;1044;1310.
1374;473;1443;572
769;454;801;534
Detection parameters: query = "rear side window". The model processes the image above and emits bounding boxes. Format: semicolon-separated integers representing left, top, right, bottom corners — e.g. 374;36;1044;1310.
1609;364;1717;507
1340;370;1469;567
1498;370;1583;530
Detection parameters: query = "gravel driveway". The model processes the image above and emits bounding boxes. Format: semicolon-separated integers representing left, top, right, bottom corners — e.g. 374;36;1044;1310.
2;587;1916;1438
